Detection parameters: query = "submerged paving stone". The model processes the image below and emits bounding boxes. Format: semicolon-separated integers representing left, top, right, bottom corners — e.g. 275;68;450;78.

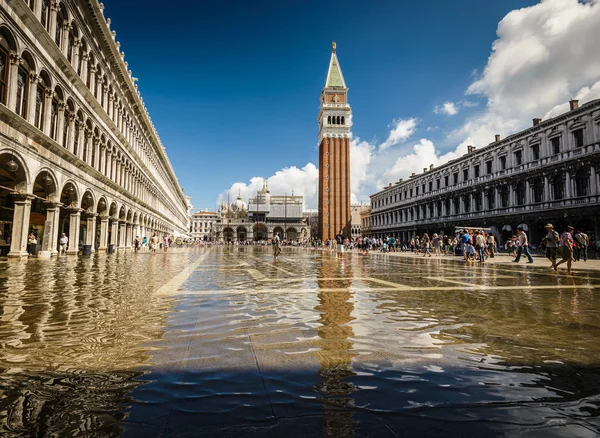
1;247;600;436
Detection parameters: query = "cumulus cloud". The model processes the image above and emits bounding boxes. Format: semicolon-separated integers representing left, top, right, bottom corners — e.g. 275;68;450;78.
218;163;319;209
217;0;600;210
379;118;417;150
377;139;467;189
434;102;458;116
219;137;375;209
460;0;600;147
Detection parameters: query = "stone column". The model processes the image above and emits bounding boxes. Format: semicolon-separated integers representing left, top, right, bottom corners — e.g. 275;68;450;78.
495;187;501;209
108;95;114;119
27;73;39;126
34;0;43;20
71;39;80;71
80;53;88;80
126;223;133;248
564;171;572;199
110;219;119;246
56;102;66;145
98;215;109;251
39;202;60;258
86;132;93;166
43;89;53;137
88;66;96;93
76;124;85;160
7;194;33;259
7;53;21;111
84;213;97;247
590;166;598;196
66;114;75;153
66;209;81;255
544;175;550;201
96;78;103;103
119;221;127;249
61;23;70;56
48;1;58;44
92;137;100;170
525;180;531;205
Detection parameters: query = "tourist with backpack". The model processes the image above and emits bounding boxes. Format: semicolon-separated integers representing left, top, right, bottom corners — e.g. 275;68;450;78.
543;224;560;270
573;228;589;262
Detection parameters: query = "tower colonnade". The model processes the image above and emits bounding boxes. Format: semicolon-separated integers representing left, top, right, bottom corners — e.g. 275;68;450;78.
0;0;189;258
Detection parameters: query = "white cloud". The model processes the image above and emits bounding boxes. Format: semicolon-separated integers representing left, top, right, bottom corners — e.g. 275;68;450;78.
218;137;375;209
217;0;600;211
461;0;600;147
379;118;417;150
434;102;458;116
218;163;319;209
377;139;466;189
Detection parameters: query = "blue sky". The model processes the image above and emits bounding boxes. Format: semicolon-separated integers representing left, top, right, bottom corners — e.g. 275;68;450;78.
102;0;600;210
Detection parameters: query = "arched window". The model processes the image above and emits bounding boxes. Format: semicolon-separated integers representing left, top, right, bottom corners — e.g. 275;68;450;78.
533;178;543;203
28;0;35;11
67;26;76;63
35;74;48;130
55;8;64;47
552;174;564;200
515;182;526;205
463;194;470;213
341;116;345;125
501;186;509;208
16;55;33;118
487;189;495;209
50;93;58;140
337;115;341;124
327;115;331;124
575;168;589;197
0;37;10;105
73;115;81;156
62;102;71;147
41;0;50;31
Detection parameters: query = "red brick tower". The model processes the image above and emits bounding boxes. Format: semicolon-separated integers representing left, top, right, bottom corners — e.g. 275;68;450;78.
318;42;352;241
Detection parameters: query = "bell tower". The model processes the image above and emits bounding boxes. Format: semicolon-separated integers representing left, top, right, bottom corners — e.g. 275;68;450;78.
318;42;352;241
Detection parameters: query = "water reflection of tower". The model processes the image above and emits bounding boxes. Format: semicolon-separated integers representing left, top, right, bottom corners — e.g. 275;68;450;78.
315;255;357;437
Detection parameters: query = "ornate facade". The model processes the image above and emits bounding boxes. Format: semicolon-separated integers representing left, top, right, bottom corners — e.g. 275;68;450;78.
362;99;600;245
318;42;352;241
190;210;217;241
215;182;308;242
0;0;189;258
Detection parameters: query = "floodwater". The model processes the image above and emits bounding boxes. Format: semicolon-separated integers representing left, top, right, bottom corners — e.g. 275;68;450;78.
0;247;599;437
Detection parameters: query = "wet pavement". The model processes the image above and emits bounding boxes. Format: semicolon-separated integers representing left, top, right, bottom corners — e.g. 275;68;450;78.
1;247;600;437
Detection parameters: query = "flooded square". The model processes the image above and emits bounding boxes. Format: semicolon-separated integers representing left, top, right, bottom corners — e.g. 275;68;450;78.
1;247;600;436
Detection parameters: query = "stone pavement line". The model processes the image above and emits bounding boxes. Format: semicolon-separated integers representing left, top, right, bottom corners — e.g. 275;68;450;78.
154;249;213;297
263;262;297;276
177;284;595;296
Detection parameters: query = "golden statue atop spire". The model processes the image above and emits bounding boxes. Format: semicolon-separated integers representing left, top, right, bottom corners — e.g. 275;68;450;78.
332;42;336;53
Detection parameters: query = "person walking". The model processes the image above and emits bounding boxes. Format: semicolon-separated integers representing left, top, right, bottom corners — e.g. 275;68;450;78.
542;224;560;270
59;233;68;255
513;226;534;263
475;230;486;263
150;233;159;254
335;231;344;256
486;234;496;258
273;232;282;259
555;225;575;275
573;228;589;262
133;236;140;252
